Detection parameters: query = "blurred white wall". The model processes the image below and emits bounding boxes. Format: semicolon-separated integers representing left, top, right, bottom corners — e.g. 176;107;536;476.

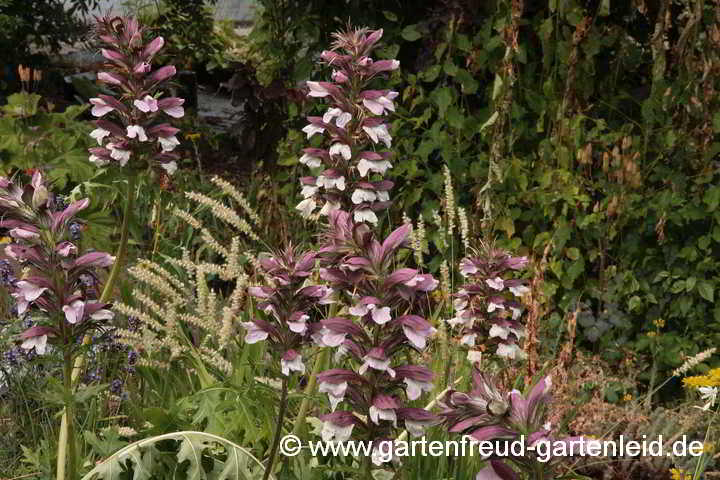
68;0;254;21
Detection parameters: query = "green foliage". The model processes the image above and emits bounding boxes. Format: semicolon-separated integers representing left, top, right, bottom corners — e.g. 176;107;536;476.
254;0;720;381
133;0;231;71
81;431;267;480
0;93;96;188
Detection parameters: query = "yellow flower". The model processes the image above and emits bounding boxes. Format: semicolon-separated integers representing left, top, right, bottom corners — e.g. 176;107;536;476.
702;442;714;453
185;132;201;141
683;368;720;389
670;468;691;480
623;393;633;402
647;331;657;338
0;236;11;244
653;318;665;328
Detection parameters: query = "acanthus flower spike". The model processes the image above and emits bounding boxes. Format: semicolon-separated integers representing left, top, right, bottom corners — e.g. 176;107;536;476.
296;25;399;222
87;16;184;175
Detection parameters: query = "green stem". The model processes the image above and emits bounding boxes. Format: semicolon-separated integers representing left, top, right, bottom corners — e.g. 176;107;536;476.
101;175;137;303
263;375;289;480
363;452;373;480
291;348;327;437
57;176;136;480
692;405;719;480
57;349;76;480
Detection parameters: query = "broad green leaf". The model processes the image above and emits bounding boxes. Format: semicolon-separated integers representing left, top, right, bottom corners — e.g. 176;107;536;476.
420;64;441;82
698;282;714;302
431;87;453;117
382;10;398;21
703;186;720;211
401;24;422;41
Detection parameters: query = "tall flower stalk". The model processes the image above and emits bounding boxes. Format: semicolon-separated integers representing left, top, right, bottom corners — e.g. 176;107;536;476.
242;246;332;479
88;15;184;304
60;16;184;480
291;27;445;477
449;243;530;362
295;26;399;224
0;172;115;480
314;211;442;475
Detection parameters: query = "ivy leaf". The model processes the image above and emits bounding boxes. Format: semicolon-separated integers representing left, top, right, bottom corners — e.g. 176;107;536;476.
563;258;585;288
401;24;422;41
703;186;720;211
420;64;441;82
431;87;453;117
382;10;398;22
698;282;714;302
456;69;479;94
628;295;642;312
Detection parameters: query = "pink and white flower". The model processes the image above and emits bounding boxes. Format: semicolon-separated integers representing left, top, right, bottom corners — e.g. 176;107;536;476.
107;143;131;165
359;348;396;378
362;123;392;147
126;125;148;141
302;123;325;139
306;81;333;97
369;395;398;426
318;380;348;411
323;108;352;128
403;377;433;401
353;209;378;224
89;97;114;117
281;350;305;376
90;127;111;145
133;95;159;112
158;135;180;152
329;143;351;160
351;188;377;204
299;152;322;168
158;97;184;118
21;334;48;355
357;158;393;177
486;277;504;290
241;321;269;343
62;300;85;324
295;198;317;217
362;91;399;115
316;175;346;191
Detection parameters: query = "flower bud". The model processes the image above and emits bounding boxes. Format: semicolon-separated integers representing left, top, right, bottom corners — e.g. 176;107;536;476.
142;36;165;58
101;48;126;63
97;71;125;86
149;65;176;83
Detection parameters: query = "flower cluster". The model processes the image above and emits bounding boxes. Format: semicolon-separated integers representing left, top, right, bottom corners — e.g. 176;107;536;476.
0;171;114;354
449;245;530;360
440;373;583;479
682;367;720;411
87;16;183;175
242;245;331;376
682;367;720;389
295;27;400;224
315;211;441;466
